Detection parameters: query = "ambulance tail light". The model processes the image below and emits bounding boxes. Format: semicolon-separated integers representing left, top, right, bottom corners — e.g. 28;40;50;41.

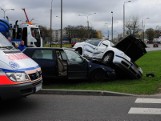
6;72;30;82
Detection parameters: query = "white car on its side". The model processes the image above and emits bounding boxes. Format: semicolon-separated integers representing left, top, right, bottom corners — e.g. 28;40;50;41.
73;35;147;79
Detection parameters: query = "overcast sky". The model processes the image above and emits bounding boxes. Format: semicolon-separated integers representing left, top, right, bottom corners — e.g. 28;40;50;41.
0;0;161;37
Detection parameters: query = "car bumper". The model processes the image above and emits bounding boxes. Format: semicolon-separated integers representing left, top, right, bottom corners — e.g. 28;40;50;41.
114;55;142;79
0;79;42;100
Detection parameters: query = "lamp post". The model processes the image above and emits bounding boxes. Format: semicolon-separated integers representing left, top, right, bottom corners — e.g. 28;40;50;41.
123;1;131;37
105;23;109;40
79;13;96;38
50;0;53;47
1;8;14;19
142;18;150;42
60;0;63;48
111;11;113;41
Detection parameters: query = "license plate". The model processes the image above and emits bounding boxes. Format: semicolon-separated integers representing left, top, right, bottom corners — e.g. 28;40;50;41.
36;83;42;92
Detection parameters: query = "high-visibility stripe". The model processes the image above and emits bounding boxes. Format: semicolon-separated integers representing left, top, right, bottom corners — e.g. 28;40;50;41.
0;65;40;72
0;75;17;85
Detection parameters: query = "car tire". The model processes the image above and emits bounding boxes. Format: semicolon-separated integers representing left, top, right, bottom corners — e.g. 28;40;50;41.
75;48;82;55
91;69;106;82
102;52;114;65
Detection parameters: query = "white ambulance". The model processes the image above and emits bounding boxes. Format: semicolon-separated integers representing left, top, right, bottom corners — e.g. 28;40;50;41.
0;32;42;100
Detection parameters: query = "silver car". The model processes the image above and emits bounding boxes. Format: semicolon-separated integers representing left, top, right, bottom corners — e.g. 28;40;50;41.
73;35;147;79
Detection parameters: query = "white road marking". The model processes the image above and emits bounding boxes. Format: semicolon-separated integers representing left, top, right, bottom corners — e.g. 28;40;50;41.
128;107;161;115
135;98;161;104
128;98;161;115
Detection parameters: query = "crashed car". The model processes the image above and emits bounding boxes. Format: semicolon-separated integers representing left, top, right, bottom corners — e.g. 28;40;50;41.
23;47;116;81
73;35;147;79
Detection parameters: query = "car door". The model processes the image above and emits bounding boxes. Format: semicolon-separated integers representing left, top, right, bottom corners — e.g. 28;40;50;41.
115;35;147;62
55;50;68;77
31;49;57;78
83;39;98;58
93;41;109;55
64;49;89;80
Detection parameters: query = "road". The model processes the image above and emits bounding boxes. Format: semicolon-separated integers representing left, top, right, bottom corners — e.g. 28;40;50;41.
146;44;161;51
1;94;161;121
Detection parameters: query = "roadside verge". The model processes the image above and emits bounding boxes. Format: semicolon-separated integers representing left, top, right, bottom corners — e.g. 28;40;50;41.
37;89;136;96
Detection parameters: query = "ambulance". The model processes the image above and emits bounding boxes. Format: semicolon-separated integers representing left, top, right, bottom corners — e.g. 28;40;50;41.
0;32;42;100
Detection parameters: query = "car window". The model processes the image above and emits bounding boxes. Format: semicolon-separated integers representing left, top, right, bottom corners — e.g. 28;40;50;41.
64;49;84;63
32;50;53;60
56;50;67;60
86;39;100;46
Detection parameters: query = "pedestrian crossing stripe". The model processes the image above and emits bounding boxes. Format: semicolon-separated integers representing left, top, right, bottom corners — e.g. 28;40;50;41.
128;107;161;115
135;98;161;104
128;98;161;115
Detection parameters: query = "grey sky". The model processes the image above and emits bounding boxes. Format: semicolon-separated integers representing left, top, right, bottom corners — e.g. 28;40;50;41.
0;0;161;37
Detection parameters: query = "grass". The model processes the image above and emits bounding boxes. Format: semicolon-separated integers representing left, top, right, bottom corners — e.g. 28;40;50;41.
44;50;161;95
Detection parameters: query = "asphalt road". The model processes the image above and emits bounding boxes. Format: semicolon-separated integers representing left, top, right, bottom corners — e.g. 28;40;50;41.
1;94;161;121
146;44;161;51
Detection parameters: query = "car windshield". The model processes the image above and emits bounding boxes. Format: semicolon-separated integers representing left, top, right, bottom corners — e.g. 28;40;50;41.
86;39;100;46
0;33;14;49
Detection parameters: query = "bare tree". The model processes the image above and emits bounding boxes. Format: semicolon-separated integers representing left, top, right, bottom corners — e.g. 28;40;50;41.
126;17;140;36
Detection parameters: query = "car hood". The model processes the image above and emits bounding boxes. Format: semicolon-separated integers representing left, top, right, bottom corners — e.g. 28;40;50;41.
115;35;147;62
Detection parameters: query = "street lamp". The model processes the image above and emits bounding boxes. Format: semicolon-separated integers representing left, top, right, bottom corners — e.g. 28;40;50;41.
60;0;63;48
142;17;150;42
105;23;109;40
123;1;131;37
79;13;96;38
50;0;53;47
79;13;96;29
111;11;113;41
1;8;14;19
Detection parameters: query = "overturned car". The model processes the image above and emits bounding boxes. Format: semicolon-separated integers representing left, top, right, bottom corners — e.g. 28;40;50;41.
73;35;147;79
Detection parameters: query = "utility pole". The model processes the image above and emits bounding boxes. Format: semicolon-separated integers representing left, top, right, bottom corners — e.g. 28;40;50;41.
50;0;53;47
60;0;63;48
111;11;113;41
123;1;131;37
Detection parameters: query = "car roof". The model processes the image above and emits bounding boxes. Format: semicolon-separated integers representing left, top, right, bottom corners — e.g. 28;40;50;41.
24;47;65;50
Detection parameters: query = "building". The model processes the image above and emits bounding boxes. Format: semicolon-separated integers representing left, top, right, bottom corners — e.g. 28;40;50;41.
52;29;67;43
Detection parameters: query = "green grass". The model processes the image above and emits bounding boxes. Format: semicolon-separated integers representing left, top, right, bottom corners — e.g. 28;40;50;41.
44;50;161;95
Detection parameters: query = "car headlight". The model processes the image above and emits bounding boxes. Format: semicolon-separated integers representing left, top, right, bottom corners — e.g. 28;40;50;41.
6;72;30;82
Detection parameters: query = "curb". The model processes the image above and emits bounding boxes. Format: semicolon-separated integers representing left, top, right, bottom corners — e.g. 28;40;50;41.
37;89;136;96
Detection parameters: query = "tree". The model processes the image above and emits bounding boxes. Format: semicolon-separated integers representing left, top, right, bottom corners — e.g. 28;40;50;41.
64;25;100;42
154;26;161;38
126;17;140;37
145;28;155;43
39;25;51;44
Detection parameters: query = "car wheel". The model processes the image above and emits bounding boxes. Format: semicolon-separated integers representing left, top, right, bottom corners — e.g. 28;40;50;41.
102;52;114;65
91;70;106;82
75;48;82;55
